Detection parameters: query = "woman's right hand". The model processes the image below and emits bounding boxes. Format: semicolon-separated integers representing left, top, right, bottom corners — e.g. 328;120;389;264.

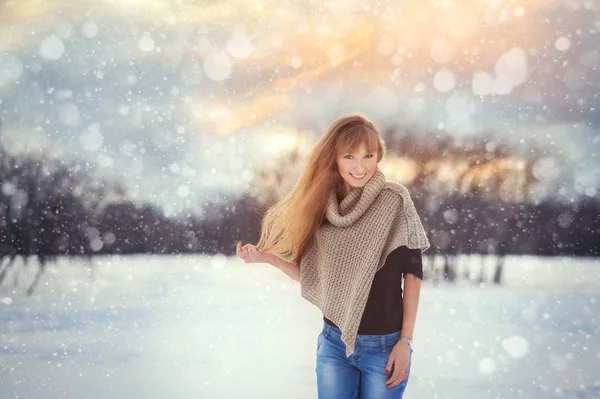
236;240;271;265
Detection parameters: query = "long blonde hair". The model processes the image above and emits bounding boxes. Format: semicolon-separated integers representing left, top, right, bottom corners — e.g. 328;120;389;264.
256;113;387;266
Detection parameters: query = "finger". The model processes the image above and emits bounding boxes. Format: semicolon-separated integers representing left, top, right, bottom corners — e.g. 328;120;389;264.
386;366;403;387
398;367;408;383
240;244;250;263
236;245;245;261
385;355;394;377
387;375;400;388
387;366;407;388
237;241;247;258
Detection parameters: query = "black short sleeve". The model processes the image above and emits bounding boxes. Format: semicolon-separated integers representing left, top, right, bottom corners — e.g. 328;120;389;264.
387;245;424;280
325;244;424;334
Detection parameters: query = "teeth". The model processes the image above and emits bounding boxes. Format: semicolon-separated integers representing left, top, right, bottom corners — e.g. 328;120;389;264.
351;173;366;179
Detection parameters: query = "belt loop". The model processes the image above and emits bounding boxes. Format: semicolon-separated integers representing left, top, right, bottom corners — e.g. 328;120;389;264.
381;335;386;352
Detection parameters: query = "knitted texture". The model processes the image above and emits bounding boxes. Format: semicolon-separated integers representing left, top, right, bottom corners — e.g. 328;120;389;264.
299;168;430;357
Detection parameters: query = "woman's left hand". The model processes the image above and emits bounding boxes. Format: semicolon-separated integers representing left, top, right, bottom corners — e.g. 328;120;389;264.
385;341;410;389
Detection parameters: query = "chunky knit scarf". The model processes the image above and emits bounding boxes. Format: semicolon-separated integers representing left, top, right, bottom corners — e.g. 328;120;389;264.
299;168;430;357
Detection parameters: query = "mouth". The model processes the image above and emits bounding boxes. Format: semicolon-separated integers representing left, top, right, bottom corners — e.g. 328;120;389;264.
350;173;367;180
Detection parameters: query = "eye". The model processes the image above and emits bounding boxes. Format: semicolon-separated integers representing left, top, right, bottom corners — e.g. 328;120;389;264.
344;154;373;159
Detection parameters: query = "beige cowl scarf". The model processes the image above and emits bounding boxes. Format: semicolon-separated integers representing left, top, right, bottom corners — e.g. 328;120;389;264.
299;168;430;357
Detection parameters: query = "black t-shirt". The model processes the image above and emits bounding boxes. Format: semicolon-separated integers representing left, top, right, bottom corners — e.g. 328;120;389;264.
323;245;423;335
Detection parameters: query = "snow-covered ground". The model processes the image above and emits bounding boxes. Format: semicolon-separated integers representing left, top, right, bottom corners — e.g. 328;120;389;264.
1;254;599;399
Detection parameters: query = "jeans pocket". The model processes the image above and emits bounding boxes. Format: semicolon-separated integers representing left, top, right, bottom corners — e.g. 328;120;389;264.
316;331;324;356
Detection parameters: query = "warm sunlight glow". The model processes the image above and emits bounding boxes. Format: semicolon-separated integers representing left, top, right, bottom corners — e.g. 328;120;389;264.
380;157;418;185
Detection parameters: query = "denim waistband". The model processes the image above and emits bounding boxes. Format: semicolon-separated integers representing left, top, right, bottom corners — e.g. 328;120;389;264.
321;321;402;350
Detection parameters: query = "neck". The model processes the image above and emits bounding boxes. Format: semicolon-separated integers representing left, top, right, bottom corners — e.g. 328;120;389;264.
341;182;353;199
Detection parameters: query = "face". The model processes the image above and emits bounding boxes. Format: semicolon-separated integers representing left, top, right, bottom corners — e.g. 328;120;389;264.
336;142;378;196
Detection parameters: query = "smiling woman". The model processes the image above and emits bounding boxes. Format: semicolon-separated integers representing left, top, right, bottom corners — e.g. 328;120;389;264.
237;113;430;398
335;129;381;196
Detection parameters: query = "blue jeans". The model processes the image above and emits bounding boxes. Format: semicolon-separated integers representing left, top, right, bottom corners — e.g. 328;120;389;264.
316;322;413;398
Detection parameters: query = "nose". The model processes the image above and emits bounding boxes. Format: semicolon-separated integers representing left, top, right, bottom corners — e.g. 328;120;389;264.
352;160;367;172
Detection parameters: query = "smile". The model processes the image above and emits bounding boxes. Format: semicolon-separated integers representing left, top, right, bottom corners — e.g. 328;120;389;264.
350;173;366;179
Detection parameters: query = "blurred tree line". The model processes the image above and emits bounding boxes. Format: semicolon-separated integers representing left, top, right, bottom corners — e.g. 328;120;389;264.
1;125;599;293
0;145;265;293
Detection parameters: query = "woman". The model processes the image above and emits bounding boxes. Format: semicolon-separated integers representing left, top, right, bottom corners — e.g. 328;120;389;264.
236;113;430;398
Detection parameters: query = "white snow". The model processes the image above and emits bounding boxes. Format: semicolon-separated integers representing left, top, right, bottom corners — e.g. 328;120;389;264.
555;37;571;52
137;33;155;52
532;158;561;182
117;104;130;116
501;335;530;359
433;68;456;92
514;7;525;17
81;21;99;38
55;21;74;40
90;238;104;252
0;55;24;85
1;182;16;196
226;32;253;59
472;71;494;96
493;48;528;94
471;48;528;96
102;232;116;245
79;123;104;152
169;163;181;174
413;82;426;92
478;357;496;375
59;103;82;127
209;253;227;269
176;185;190;198
203;52;232;81
39;35;65;61
0;255;599;398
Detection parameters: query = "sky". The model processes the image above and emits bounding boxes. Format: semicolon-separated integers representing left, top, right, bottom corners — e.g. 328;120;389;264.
0;0;599;214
